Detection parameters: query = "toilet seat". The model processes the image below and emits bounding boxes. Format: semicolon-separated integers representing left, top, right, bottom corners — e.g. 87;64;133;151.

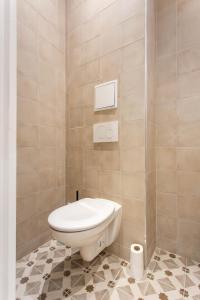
48;198;115;233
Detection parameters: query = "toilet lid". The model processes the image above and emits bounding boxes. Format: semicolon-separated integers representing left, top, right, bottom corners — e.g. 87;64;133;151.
48;198;115;232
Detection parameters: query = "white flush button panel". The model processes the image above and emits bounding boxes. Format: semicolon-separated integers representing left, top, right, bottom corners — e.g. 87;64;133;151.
93;121;118;143
94;80;117;111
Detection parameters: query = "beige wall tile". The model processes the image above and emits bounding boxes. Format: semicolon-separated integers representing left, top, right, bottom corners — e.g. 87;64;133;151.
94;109;119;123
121;120;145;149
120;0;145;21
56;166;66;187
156;123;177;147
178;220;200;244
18;49;38;80
121;65;144;97
17;22;37;54
39;37;64;68
68;82;82;102
178;70;200;99
56;146;65;167
155;102;177;125
178;196;200;222
38;15;60;50
100;150;120;171
83;36;100;64
100;49;121;82
18;98;39;125
157;192;177;217
156;78;177;104
121;14;145;46
121;93;145;121
178;0;200;50
177;97;200;123
39;126;57;147
121;148;145;172
122;171;145;200
17;0;38;31
17;194;37;224
83;126;93;149
17;0;66;258
123;198;145;224
156;0;200;261
37;211;50;234
66;0;148;262
18;125;39;147
178;121;200;147
17;147;40;174
39;168;56;190
38;60;56;87
156;0;176;13
83;149;100;170
83;106;95;126
36;189;56;213
157;170;177;193
17;73;37;100
39;147;56;170
84;168;99;191
69;107;83;128
82;15;101;43
157;214;177;240
38;0;57;26
68;128;83;148
81;83;94;108
100;0;121;33
38;84;56;108
178;237;200;262
157;4;176;58
39;103;56;126
157;236;177;255
84;60;100;84
120;219;145;249
177;148;200;172
178;48;200;74
177;171;200;197
156;147;176;170
69;46;83;69
100;24;122;56
122;39;145;70
68;149;83;169
17;217;39;244
157;55;177;86
100;171;121;196
68;167;83;188
17;172;40;197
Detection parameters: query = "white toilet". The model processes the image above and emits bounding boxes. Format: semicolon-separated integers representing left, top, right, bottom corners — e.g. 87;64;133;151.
48;198;122;261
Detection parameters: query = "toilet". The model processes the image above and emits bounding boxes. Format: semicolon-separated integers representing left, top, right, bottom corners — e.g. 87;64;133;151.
48;198;122;261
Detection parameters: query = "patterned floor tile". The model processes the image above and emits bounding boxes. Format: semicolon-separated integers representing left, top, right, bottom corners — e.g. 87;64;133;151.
16;240;200;300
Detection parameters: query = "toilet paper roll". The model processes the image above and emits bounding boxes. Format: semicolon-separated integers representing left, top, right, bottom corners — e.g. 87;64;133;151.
130;244;144;281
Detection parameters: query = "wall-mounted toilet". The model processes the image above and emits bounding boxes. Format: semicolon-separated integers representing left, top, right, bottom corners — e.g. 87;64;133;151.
48;198;122;261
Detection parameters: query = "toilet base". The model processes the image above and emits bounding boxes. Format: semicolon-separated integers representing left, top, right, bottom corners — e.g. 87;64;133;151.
80;231;107;261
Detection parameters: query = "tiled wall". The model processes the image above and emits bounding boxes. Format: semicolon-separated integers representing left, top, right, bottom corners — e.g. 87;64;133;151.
17;0;66;258
156;0;200;261
66;0;147;260
145;0;156;264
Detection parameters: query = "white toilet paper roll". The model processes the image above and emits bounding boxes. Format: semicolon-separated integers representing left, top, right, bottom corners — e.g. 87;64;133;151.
130;244;144;281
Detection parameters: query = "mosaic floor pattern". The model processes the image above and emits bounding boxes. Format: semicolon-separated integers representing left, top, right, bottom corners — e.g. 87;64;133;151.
16;239;200;300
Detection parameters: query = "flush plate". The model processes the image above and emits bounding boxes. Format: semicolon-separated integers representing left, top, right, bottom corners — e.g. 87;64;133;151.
93;121;118;143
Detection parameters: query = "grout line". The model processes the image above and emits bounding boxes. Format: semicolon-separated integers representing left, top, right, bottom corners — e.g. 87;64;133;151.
17;240;200;299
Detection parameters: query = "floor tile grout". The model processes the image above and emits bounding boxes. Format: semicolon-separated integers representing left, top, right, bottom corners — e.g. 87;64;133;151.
16;239;200;300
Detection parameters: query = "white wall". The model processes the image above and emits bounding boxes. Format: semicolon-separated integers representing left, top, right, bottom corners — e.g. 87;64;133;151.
0;0;16;299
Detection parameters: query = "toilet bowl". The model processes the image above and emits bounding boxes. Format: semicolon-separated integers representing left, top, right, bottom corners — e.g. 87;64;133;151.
48;198;122;261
